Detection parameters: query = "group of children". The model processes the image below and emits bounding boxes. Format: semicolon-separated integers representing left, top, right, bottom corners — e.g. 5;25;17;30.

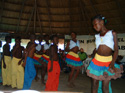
1;14;124;93
1;34;60;91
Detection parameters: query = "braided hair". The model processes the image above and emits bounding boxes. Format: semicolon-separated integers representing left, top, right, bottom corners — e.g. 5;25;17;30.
91;14;108;25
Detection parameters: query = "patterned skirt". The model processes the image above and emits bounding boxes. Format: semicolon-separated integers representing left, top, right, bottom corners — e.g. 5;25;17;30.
86;53;123;80
65;51;84;69
41;54;50;64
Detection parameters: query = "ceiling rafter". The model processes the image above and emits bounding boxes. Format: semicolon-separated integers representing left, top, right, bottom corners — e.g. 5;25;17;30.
45;0;53;34
25;3;35;34
0;0;5;24
69;0;72;33
16;0;26;33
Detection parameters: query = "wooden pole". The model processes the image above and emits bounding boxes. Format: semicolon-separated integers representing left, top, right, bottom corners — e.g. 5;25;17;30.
0;0;5;24
45;0;53;34
25;5;35;34
36;3;43;34
34;0;37;34
16;0;26;33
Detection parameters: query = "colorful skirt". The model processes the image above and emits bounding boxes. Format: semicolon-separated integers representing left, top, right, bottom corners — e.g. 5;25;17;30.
33;53;42;61
33;53;42;66
86;53;123;80
65;51;84;69
41;54;50;63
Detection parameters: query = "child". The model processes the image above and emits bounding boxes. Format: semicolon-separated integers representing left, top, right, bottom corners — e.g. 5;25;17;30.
2;36;12;86
22;35;42;89
86;15;123;93
45;35;60;91
11;36;25;89
33;36;43;81
40;35;51;85
65;32;84;87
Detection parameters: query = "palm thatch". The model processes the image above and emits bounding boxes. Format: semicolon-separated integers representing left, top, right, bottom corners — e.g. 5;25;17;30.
0;0;125;38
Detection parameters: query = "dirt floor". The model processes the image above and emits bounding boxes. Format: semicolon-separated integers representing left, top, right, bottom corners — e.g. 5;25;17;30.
0;72;125;93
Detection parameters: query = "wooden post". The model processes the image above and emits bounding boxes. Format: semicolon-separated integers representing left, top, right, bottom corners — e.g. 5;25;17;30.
36;4;43;34
45;0;53;34
16;0;26;33
79;0;90;35
68;0;72;33
0;0;5;23
34;0;37;34
25;5;35;33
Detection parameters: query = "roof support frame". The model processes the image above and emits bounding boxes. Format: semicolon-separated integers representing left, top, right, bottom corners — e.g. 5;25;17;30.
0;0;5;24
36;5;43;35
68;0;72;33
45;0;53;34
16;0;26;33
34;0;37;34
79;0;90;35
25;4;35;34
89;0;98;15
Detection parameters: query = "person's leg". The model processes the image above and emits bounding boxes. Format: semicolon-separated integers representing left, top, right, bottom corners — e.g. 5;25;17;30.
68;67;75;82
17;62;24;89
92;79;99;93
11;58;17;88
71;68;80;86
35;66;39;81
45;61;53;91
2;59;7;86
51;62;60;91
6;56;11;86
41;63;47;85
74;69;80;80
102;80;110;93
67;67;75;87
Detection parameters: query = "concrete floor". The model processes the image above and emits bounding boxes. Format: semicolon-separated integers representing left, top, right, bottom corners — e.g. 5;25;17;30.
0;72;125;93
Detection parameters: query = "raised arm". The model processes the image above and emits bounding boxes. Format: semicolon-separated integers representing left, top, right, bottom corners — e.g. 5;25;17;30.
65;41;70;52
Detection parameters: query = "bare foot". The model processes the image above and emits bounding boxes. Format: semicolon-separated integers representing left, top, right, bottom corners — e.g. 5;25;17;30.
71;81;75;87
41;80;46;85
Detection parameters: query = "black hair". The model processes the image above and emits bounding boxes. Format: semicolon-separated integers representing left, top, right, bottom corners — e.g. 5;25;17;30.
50;34;58;40
5;36;11;42
71;32;77;35
15;36;21;41
91;14;107;25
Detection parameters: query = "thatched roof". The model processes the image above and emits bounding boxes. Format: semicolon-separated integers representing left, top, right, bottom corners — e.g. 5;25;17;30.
0;0;125;38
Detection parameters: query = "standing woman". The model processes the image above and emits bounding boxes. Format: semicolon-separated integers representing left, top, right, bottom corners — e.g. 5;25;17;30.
65;32;84;87
86;15;123;93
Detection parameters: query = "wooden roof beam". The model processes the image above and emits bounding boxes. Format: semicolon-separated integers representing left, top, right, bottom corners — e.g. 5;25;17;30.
69;0;72;33
36;5;43;34
89;0;98;15
16;0;26;33
25;4;35;34
34;0;37;34
45;0;53;34
0;0;5;23
4;1;79;8
79;0;90;35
